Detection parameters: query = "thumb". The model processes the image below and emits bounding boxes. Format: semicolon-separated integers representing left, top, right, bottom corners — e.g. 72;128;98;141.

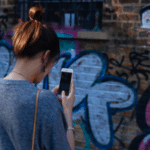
61;91;66;99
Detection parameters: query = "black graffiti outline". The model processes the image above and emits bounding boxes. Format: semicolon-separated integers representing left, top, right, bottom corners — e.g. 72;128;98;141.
129;86;150;150
0;15;8;31
105;50;150;90
103;50;150;148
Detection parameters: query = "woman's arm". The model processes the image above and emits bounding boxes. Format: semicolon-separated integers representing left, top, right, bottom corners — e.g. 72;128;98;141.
64;110;75;150
61;79;75;150
52;79;75;150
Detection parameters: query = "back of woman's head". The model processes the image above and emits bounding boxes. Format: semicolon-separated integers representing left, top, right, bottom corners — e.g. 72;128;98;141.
12;4;60;63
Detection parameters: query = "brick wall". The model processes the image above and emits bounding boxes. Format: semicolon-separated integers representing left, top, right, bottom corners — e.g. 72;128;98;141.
0;0;15;32
78;0;150;149
0;0;150;150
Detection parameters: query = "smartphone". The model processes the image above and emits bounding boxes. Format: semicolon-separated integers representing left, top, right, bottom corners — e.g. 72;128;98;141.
58;68;73;96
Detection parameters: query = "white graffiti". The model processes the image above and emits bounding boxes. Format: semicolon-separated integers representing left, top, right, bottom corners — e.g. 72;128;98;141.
37;50;138;149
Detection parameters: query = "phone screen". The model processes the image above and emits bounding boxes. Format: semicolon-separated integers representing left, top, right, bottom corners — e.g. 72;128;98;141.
58;72;72;96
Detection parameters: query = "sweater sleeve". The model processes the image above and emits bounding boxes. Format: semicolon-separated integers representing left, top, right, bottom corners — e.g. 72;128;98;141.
40;90;71;150
51;107;71;150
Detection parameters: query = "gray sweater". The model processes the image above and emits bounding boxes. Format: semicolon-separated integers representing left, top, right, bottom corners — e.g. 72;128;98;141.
0;78;71;150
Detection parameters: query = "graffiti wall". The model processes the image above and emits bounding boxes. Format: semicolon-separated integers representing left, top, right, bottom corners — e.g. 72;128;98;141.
105;49;150;150
32;43;150;150
37;49;143;150
46;49;149;150
0;0;150;148
0;36;150;149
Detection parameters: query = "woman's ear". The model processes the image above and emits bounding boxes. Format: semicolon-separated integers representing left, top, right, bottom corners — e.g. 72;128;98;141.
43;50;51;63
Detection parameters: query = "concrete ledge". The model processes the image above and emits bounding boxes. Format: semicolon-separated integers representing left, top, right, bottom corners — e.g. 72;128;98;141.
77;31;109;40
0;5;15;8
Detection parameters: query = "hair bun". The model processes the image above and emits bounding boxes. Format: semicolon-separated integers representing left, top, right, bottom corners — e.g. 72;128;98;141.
29;5;44;22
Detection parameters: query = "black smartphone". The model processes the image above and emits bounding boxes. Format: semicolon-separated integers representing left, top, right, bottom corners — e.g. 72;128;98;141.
58;68;73;96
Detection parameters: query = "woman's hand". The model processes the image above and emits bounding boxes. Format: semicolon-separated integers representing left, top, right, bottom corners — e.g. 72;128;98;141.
61;78;75;113
51;78;75;112
51;85;62;103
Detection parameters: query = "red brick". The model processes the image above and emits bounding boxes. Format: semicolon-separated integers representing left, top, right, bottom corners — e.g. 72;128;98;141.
137;65;149;71
74;133;85;141
103;22;122;28
7;0;14;4
138;95;141;99
122;47;133;53
116;133;129;142
2;0;6;5
123;6;133;12
123;118;133;126
130;135;136;141
118;14;139;21
122;62;132;68
128;30;137;37
137;39;148;45
123;23;133;29
119;52;129;59
109;69;117;75
74;125;83;133
118;30;125;37
136;128;143;135
113;0;119;4
148;74;150;80
138;73;149;80
108;53;118;59
75;141;86;148
115;6;121;12
136;47;149;53
140;80;149;88
128;127;136;134
105;0;112;5
84;43;95;50
123;56;129;61
112;116;121;124
137;89;147;95
102;13;112;20
134;23;141;28
113;14;117;20
90;143;98;149
132;119;137;127
123;142;130;148
116;111;132;117
142;0;150;3
139;31;149;37
124;111;133;118
113;140;120;149
119;0;139;3
109;148;119;150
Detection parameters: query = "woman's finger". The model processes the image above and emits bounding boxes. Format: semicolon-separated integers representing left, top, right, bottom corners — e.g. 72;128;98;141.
61;91;66;100
70;78;75;95
51;85;59;94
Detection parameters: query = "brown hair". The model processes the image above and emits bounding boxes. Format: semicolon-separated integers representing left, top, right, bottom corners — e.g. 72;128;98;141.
12;4;60;64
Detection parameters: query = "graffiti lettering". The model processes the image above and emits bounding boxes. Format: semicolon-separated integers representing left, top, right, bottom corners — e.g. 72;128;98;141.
38;50;138;149
105;50;150;90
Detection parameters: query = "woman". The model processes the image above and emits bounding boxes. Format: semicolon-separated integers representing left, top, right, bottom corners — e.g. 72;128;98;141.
0;5;75;150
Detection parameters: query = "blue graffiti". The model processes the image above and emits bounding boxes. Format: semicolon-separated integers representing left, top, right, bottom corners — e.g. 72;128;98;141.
0;38;13;77
0;38;12;51
40;50;138;149
56;32;75;52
